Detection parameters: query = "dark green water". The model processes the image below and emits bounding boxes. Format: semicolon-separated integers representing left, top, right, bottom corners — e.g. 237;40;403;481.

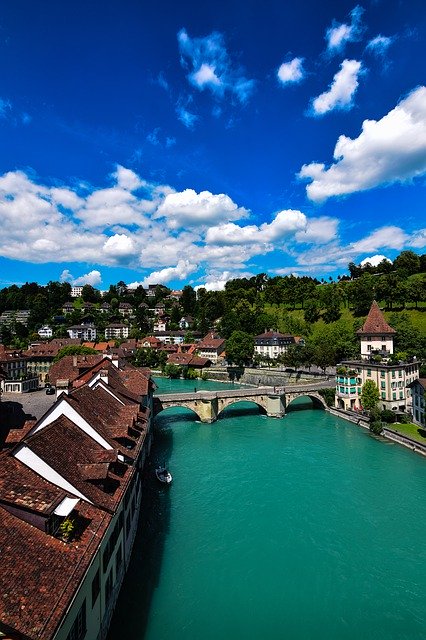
109;379;426;640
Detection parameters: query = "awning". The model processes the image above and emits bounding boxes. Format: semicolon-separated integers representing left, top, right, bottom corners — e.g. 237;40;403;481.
54;497;80;517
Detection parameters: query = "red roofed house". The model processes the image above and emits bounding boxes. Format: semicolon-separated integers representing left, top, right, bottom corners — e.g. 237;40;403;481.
195;332;225;364
335;301;419;413
0;356;153;640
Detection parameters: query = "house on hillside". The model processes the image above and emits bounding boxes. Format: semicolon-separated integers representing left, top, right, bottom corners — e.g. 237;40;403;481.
67;324;97;341
335;301;419;413
254;331;295;359
105;323;130;340
408;378;426;427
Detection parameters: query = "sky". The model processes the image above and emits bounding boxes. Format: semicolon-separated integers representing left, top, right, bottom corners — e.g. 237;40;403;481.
0;0;425;291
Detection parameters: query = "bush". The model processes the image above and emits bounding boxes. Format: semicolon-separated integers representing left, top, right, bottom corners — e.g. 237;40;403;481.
380;409;396;424
318;388;335;407
369;421;383;435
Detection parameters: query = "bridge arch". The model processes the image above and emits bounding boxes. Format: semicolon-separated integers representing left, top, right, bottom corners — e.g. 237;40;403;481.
154;401;203;422
217;397;268;419
285;393;327;411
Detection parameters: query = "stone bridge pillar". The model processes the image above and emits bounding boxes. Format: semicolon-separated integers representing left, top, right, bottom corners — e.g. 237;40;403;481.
196;397;218;423
265;392;286;418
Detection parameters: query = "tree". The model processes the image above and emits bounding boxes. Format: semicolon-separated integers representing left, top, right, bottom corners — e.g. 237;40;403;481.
81;284;100;303
164;363;181;378
304;299;320;324
225;331;254;366
181;285;196;315
361;380;380;412
394;250;420;276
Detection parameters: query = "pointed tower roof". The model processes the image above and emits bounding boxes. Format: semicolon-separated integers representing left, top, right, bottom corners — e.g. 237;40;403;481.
356;301;396;335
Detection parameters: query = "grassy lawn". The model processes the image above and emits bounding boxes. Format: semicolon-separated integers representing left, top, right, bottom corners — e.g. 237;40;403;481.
389;422;426;444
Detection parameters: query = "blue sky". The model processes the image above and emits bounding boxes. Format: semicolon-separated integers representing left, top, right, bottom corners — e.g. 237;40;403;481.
0;0;425;290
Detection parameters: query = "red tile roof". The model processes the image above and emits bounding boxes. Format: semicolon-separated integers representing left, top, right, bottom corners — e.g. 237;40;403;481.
356;300;396;335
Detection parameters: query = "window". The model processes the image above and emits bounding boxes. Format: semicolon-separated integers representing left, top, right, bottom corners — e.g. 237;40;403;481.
381;392;386;399
380;371;385;378
115;544;123;575
399;391;403;399
66;600;86;640
381;382;386;389
392;371;395;379
91;570;100;608
393;392;396;400
105;569;114;605
367;369;371;376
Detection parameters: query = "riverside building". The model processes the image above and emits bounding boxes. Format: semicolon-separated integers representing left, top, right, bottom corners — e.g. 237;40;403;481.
335;301;419;413
0;357;154;640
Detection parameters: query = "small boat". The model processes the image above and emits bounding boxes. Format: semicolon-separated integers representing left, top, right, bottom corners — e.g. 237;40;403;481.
155;466;173;485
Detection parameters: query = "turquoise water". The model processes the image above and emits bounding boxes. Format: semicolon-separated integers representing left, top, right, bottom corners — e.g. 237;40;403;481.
153;375;246;394
109;385;426;640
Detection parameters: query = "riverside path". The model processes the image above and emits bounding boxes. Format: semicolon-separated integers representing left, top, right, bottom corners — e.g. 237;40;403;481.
154;383;330;423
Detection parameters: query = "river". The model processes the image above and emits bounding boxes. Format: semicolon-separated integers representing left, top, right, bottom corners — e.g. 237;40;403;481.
108;377;426;639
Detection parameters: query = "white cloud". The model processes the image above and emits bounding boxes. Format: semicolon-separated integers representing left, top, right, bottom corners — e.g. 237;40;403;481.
129;260;197;288
299;86;426;201
103;234;137;259
350;226;408;253
112;165;144;191
294;217;339;244
407;229;426;249
177;28;255;103
277;58;305;85
366;35;394;56
194;270;253;292
360;254;391;267
60;269;102;287
205;209;307;245
311;59;362;116
155;188;249;229
325;5;364;54
191;63;222;88
176;103;199;129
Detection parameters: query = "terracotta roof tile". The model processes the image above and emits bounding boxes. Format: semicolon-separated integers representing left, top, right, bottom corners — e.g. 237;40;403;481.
356;301;396;335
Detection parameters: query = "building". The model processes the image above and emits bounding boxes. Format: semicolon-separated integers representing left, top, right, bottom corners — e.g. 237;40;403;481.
118;302;133;318
0;345;28;381
62;301;74;314
70;286;84;298
0;357;153;640
24;338;82;383
100;302;111;314
140;336;163;350
153;319;167;332
335;301;419;412
179;316;194;329
408;379;425;427
196;332;225;364
67;324;97;341
0;310;31;328
105;323;130;340
166;353;211;369
38;325;53;339
254;331;295;359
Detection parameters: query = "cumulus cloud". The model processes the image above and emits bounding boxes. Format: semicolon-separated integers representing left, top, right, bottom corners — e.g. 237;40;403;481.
128;260;197;288
205;209;307;245
277;58;305;85
103;234;136;259
360;254;391;267
325;5;364;54
60;269;102;287
155;188;249;229
177;28;255;103
194;270;253;292
299;86;426;201
311;59;362;116
294;217;339;244
349;226;408;253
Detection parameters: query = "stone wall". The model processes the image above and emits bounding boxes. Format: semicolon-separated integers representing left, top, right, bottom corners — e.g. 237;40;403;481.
206;367;327;388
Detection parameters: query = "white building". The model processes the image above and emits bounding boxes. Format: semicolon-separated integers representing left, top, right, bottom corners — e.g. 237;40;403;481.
254;331;295;359
67;324;97;341
105;323;130;340
70;286;84;298
37;325;53;339
335;301;419;413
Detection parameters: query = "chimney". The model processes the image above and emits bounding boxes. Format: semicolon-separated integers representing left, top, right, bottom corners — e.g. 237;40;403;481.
100;369;109;384
73;355;77;367
56;379;70;397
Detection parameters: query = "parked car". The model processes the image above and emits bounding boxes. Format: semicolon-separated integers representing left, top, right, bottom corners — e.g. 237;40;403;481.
46;386;55;395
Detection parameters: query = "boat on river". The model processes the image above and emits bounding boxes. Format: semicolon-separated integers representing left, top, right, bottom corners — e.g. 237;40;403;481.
155;466;173;485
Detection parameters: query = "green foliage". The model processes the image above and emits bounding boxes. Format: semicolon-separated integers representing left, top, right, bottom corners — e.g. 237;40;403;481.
53;345;98;362
226;331;254;366
59;517;75;540
369;421;383;435
304;299;320;324
164;363;181;378
361;380;380;412
380;409;396;424
318;388;335;407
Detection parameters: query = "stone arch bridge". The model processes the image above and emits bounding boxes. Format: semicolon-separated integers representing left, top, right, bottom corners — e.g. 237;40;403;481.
154;385;328;423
